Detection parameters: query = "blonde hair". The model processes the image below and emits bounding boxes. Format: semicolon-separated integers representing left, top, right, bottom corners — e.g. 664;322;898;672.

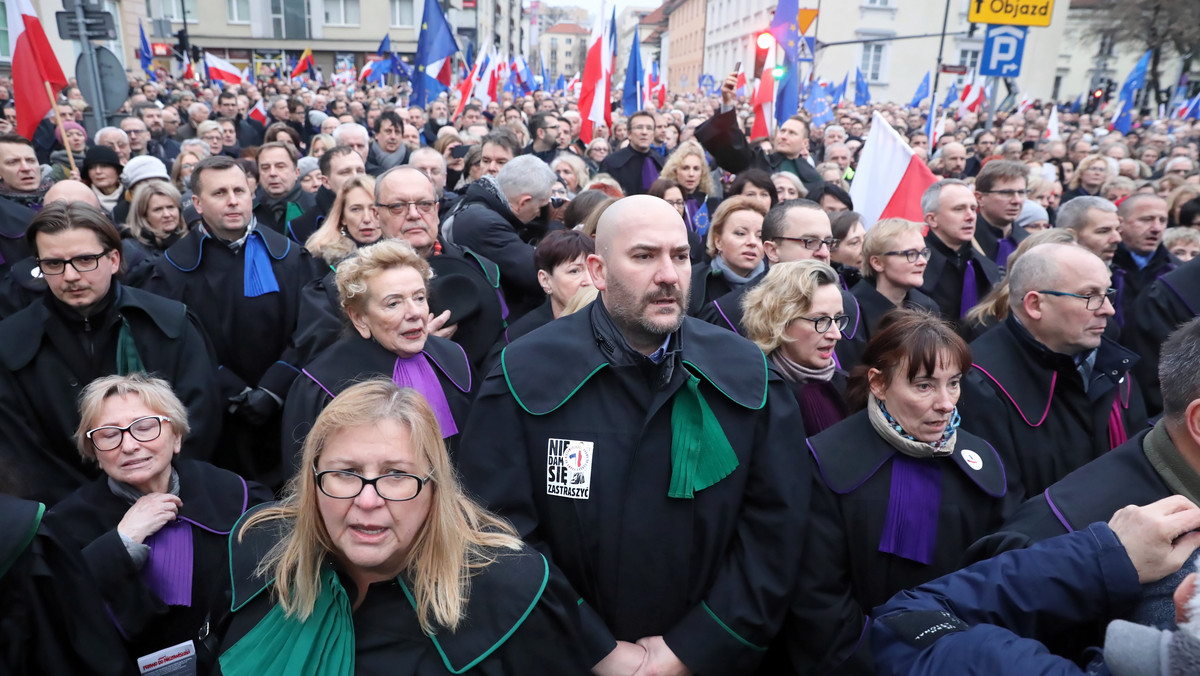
705;196;768;258
965;228;1076;327
861;218;923;279
305;175;377;266
239;380;522;632
335;238;432;317
660;139;714;196
1164;227;1200;250
1068;154;1113;190
561;285;598;316
75;373;191;462
1168;184;1200;225
742;260;840;354
127;181;182;243
551;153;590;193
308;134;336;158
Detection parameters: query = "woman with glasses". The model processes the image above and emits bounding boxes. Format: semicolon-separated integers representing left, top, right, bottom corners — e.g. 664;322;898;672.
647;178;706;261
215;380;592;674
848;218;940;352
585;137;610;165
769;311;1013;674
742;261;849;435
303;175;382;269
195;121;224;158
688;196;769;315
282;240;473;473
1062;154;1114;204
44;373;272;672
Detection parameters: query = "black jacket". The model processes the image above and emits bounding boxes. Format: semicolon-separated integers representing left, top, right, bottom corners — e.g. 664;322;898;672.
1111;243;1176;329
973;213;1029;266
287;184;336;246
44;460;272;672
600;145;664;197
687;260;766;317
693;107;824;194
846;277;940;355
762;412;1013;674
213;503;595;675
0;196;34;277
1122;256;1200;416
443;178;542;319
0;284;220;505
457;301;808;674
281;334;473;473
959;315;1148;500
252;184;317;241
920;232;1001;331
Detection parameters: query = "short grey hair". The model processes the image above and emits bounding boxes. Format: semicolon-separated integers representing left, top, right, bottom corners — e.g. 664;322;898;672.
179;138;212;159
187;102;209;118
497;155;557;203
921;178;971;216
1007;243;1075;312
825;125;846;137
409;146;445;170
1055;196;1116;232
1160;317;1200;427
94;126;128;145
332;122;369;144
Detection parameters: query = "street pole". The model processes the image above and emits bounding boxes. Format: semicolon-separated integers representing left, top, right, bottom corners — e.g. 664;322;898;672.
74;0;105;130
985;76;998;130
930;0;951;97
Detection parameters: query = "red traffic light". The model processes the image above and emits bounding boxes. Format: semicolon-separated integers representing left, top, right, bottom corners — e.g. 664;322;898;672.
1092;89;1103;99
757;32;775;50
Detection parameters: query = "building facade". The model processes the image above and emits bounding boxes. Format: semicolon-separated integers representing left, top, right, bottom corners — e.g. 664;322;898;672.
663;0;705;93
539;22;588;83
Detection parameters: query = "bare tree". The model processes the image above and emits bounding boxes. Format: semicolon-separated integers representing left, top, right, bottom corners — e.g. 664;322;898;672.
1084;0;1200;106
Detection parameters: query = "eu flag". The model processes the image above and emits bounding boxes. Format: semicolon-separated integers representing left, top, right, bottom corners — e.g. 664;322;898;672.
413;0;459;107
910;71;930;109
768;0;802;63
138;20;156;81
622;30;645;116
854;68;871;106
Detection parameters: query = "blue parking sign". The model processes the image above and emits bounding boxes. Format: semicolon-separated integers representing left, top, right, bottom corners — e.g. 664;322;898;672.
980;25;1028;78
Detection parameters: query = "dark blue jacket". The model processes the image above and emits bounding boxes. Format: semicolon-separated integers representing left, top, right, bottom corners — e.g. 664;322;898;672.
871;522;1140;675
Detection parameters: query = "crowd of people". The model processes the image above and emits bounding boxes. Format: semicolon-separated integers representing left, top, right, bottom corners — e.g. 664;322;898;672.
1;65;1200;675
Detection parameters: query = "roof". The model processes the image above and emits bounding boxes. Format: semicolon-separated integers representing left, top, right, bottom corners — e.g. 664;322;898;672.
545;23;590;35
639;4;665;25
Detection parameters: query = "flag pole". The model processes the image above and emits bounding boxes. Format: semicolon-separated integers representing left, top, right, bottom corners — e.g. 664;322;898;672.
44;83;77;177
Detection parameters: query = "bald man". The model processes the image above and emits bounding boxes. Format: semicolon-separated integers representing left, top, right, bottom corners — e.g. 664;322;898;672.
458;195;807;676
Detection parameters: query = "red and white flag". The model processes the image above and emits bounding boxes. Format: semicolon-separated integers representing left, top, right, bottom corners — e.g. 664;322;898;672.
1044;105;1060;139
181;50;196;80
735;62;748;97
248;99;267;126
8;0;68;140
578;0;614;144
958;73;985;119
204;52;244;86
849;112;938;227
1016;93;1032;114
750;41;776;139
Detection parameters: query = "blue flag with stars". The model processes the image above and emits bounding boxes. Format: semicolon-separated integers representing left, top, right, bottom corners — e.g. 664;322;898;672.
941;81;958;110
805;85;834;128
768;0;802;63
910;71;930;109
412;0;459;107
138;20;156;81
855;67;871;106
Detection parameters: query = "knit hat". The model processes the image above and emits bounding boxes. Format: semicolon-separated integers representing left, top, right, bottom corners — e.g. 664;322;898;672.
54;120;86;146
1014;199;1050;231
297;156;320;178
82;146;122;175
308;110;328;128
120;155;170;190
1105;564;1200;675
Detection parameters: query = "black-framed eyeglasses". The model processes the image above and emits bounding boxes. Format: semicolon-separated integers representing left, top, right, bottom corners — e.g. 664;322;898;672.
794;313;850;333
37;251;108;276
882;247;932;263
1037;288;1117;311
664;199;685;208
313;466;434;501
980;189;1029;198
86;415;171;452
775;236;840;251
375;200;437;216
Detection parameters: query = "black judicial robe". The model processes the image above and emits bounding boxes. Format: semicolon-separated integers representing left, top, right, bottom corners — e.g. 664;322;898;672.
1123;257;1200;416
252;184;317;242
281;334;474;472
0;284;220;505
687;260;766;317
457;302;808;674
698;282;866;372
44;460;272;672
599;145;664;197
0;495;134;676
959;316;1148;501
287;184;335;246
692;107;824;194
920;232;1001;332
0;197;32;277
213;504;595;675
1111;244;1177;328
759;411;1012;675
846;277;940;355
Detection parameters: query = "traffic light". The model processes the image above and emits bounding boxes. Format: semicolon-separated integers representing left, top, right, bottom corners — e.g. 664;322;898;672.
754;32;773;79
772;65;786;80
174;29;189;61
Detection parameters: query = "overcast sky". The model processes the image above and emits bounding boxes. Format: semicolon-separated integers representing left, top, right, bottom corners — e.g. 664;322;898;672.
535;0;661;22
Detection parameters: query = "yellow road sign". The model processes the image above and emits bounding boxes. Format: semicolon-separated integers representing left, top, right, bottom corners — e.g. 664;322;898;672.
967;0;1054;27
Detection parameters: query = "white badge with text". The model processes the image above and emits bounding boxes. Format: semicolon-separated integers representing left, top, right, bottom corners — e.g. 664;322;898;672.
137;639;198;675
547;438;593;499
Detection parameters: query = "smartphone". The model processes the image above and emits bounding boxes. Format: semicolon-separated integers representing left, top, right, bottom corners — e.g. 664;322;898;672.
734;61;742;73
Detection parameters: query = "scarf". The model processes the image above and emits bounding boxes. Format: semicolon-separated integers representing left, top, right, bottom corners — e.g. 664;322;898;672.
867;394;961;565
109;469;192;606
392;352;458;438
0;180;50;209
709;254;765;286
218;567;355;676
116;317;146;375
769;350;835;384
1143;421;1200;508
93;185;121;213
243;228;281;297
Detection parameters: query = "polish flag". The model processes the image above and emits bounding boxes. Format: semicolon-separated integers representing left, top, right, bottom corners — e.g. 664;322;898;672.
8;0;68;140
454;54;487;120
1016;93;1032;114
567;72;581;97
958;74;985;119
750;41;776;139
1044;105;1060;139
204;52;244;86
735;61;748;97
578;0;614;144
849;111;939;227
248;99;267;126
181;50;196;80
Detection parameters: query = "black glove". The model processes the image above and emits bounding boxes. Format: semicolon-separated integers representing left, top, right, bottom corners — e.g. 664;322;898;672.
227;387;282;426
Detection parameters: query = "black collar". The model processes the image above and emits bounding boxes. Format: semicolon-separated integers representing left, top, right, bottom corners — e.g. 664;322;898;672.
163;223;292;272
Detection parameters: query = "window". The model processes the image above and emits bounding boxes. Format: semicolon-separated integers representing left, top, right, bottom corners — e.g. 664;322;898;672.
227;0;249;22
565;38;572;44
324;0;359;25
956;48;979;84
1097;33;1115;58
390;0;413;26
861;43;885;82
161;0;196;22
565;51;571;58
0;2;9;59
866;0;891;5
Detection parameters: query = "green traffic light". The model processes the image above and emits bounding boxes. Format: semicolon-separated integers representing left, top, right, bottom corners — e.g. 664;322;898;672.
773;66;785;80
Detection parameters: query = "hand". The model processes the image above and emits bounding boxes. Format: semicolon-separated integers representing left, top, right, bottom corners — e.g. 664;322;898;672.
427;309;458;339
68;168;81;182
1109;495;1200;584
117;493;182;544
228;386;282;426
592;641;647;676
721;73;738;107
633;637;691;676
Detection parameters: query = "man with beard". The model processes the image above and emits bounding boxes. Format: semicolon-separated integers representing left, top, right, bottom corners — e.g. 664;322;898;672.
288;145;365;244
457;195;807;676
132;102;180;164
252;142;316;240
1057;196;1122;264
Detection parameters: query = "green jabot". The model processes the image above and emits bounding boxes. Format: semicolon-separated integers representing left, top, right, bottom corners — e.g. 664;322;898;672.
116;317;145;375
219;568;356;676
285;201;305;227
668;375;740;499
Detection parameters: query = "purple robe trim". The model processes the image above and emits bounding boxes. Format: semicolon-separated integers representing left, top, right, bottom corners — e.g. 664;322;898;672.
641;156;660;191
960;259;978;318
141;520;194;607
393;353;458;437
878;454;943;565
995;238;1016;269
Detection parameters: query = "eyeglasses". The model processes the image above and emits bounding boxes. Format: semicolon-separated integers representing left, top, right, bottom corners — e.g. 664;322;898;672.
664;199;685;208
980;189;1029;198
375;200;437;215
795;313;851;333
1037;288;1117;311
313;466;434;501
882;247;932;263
86;415;171;452
775;236;840;251
37;251;108;275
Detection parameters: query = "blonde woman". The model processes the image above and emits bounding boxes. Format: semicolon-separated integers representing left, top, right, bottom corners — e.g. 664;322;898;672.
125;181;186;257
216;380;593;674
303;175;382;268
659;138;719;234
689;196;768;314
847;218;940;349
551;152;590;197
1063;154;1113;203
